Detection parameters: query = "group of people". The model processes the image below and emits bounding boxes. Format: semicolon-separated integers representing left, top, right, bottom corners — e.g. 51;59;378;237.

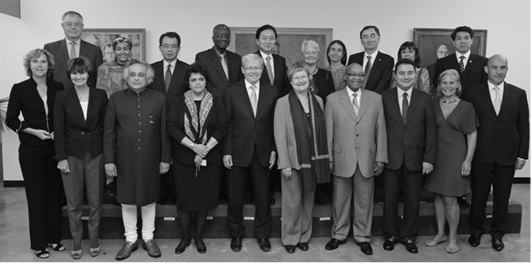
5;10;529;260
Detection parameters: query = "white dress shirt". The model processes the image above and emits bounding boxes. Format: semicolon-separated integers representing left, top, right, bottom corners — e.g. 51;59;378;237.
346;87;361;113
487;81;504;106
245;79;260;103
259;50;275;79
455;50;471;69
397;87;412;110
66;39;81;58
363;50;379;70
163;59;177;78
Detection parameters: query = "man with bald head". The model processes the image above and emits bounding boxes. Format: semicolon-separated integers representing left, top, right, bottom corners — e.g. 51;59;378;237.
324;63;387;255
467;55;529;252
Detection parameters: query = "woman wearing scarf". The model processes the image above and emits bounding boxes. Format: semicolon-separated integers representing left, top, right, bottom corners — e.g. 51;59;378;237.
96;37;132;97
274;62;330;254
167;63;227;254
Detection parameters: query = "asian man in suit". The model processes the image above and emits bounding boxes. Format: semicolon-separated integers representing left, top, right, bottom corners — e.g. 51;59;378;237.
347;25;394;94
223;53;278;253
324;63;387;255
467;54;529;252
44;11;103;90
381;59;436;254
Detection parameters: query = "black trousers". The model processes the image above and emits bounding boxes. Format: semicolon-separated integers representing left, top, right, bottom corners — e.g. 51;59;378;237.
469;162;515;239
227;150;272;239
19;145;63;250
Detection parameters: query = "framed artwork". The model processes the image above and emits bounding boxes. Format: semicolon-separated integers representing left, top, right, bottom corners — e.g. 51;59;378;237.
413;28;487;67
81;28;146;63
228;27;333;68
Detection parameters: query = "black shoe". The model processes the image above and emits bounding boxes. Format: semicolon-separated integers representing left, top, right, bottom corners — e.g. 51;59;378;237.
468;235;482;247
195;238;206;254
457;196;469;206
297;242;309;251
383;237;397;251
143;239;161;258
257;238;271;252
230;237;242;252
270;195;276;206
116;241;138;260
357;242;373;255
285;245;296;254
402;240;418;254
492;238;504;252
174;237;191;254
325;238;346;251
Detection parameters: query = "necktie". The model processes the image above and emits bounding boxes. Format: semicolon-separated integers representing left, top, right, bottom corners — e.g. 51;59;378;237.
266;56;274;85
70;42;77;59
459;55;465;73
402;93;409;123
352;93;359;116
164;64;172;92
220;54;229;80
493;86;502;115
363;56;372;88
250;85;257;116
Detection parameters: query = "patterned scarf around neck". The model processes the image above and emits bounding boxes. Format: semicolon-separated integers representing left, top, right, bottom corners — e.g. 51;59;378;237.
183;90;213;144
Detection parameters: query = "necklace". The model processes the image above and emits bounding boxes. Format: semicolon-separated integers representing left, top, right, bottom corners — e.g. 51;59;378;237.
441;98;458;104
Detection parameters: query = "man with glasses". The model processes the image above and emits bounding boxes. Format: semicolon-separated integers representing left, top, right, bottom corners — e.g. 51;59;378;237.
44;11;103;90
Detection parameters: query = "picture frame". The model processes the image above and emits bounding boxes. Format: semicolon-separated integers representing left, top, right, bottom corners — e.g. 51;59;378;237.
413;28;487;67
81;28;146;63
228;27;333;68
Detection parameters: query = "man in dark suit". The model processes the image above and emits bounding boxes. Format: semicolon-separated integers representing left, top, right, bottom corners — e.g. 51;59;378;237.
381;59;437;254
255;24;288;97
223;53;278;253
44;11;103;90
195;24;243;99
433;26;488;101
467;54;529;252
347;25;394;94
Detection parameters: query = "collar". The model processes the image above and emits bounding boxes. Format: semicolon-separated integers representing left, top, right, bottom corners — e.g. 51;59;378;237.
488;81;505;91
163;59;177;69
364;50;379;59
455;50;471;60
259;50;273;61
214;47;226;57
126;87;149;96
397;86;413;98
65;38;81;46
346;87;361;98
245;79;260;89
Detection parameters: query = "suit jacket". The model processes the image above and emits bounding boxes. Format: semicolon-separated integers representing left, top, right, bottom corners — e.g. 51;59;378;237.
195;47;243;98
274;94;324;170
433;52;488;100
325;88;387;177
255;51;289;97
468;82;529;165
347;51;394;94
150;59;190;99
382;88;437;171
44;39;103;90
223;80;279;167
53;88;108;161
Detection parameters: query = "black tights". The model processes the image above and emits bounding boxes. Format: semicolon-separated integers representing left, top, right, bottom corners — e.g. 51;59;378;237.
177;210;208;240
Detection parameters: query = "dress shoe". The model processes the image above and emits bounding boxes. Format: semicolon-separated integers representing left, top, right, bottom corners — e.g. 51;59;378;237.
195;238;207;254
297;242;309;251
402;240;418;254
285;245;296;254
325;238;346;251
468;235;482;247
457;195;469;206
230;237;242;252
116;241;138;260
383;237;397;251
357;242;373;255
492;238;504;251
174;237;191;254
270;195;276;206
257;238;271;252
143;239;161;258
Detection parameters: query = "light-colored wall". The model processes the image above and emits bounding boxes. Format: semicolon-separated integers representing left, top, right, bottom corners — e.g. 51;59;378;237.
1;0;529;180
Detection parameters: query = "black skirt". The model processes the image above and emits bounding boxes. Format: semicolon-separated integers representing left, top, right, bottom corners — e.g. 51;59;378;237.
174;160;221;211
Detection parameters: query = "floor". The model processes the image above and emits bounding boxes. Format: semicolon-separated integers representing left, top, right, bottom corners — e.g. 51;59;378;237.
0;184;529;262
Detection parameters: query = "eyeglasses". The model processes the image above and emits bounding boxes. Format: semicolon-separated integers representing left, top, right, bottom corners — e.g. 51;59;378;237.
62;22;84;28
346;73;365;78
161;44;179;50
243;67;263;71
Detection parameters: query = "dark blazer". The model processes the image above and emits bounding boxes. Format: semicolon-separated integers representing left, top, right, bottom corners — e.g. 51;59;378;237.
223;80;279;167
6;77;64;146
44;39;103;90
347;51;394;94
195;47;243;98
53;88;108;161
468;82;529;165
150;59;190;99
255;51;289;97
382;88;437;170
433;52;488;100
311;69;336;101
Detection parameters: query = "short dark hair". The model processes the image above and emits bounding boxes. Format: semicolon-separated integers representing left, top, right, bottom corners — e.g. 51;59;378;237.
450;26;474;41
359;25;380;39
213;24;230;34
185;63;210;84
397;41;421;67
62;11;83;21
326;40;347;65
159;32;181;47
394;58;416;73
255;24;277;39
66;56;93;80
112;37;132;51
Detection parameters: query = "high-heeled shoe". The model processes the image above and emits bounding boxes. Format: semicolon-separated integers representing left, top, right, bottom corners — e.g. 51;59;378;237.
195;238;206;254
49;243;66;251
71;241;82;260
175;237;191;254
89;239;101;257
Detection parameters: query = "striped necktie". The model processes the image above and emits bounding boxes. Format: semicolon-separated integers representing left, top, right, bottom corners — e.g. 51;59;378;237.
459;55;465;73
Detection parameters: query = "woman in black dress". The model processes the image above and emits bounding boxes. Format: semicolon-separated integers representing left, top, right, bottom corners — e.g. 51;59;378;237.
167;63;227;254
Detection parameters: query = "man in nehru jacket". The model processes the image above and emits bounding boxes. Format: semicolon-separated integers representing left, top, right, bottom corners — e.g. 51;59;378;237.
467;54;529;252
223;53;278;253
347;25;394;94
324;63;387;255
381;59;436;254
44;11;103;90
